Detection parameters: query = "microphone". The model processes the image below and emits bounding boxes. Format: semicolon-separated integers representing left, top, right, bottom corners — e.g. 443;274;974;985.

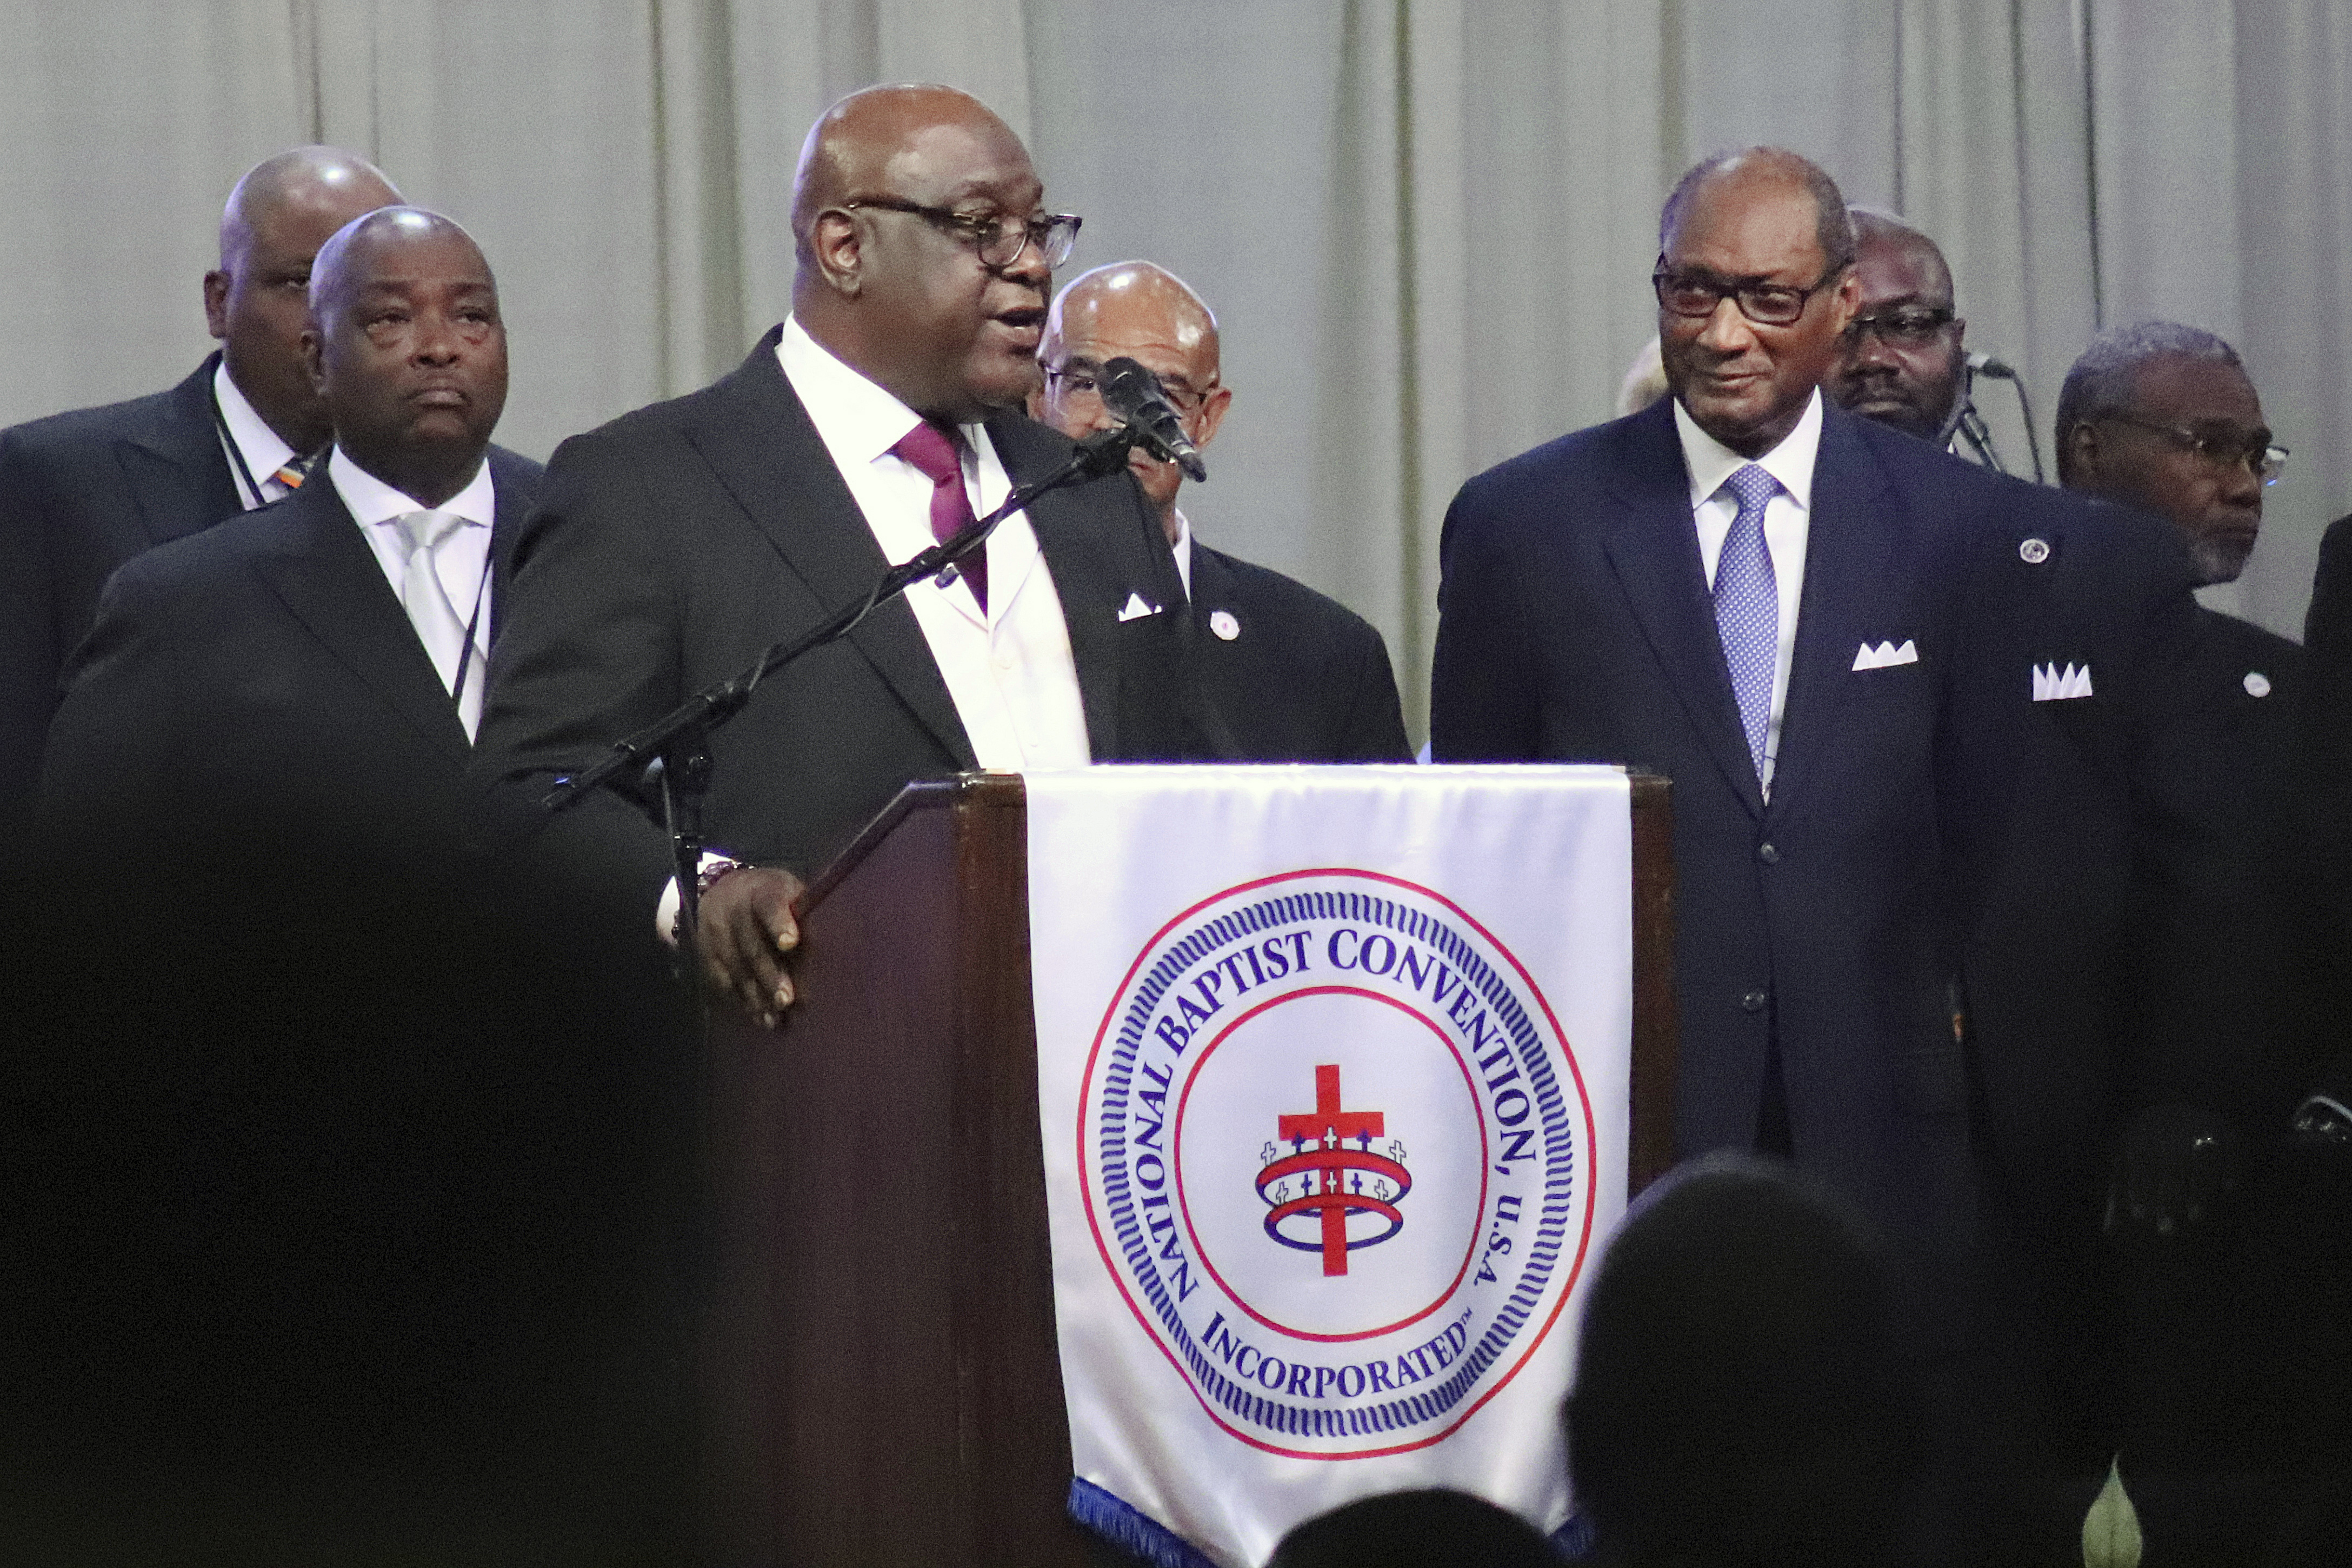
1968;351;2019;380
1098;357;1208;482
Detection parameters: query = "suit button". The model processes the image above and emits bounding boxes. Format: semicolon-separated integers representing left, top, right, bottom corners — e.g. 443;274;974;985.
1757;842;1780;864
1741;990;1767;1013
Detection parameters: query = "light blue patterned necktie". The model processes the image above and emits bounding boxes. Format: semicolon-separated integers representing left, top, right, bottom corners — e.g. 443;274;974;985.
1713;463;1781;780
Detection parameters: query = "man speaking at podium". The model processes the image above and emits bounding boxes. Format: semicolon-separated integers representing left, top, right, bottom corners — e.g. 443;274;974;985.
478;86;1198;1025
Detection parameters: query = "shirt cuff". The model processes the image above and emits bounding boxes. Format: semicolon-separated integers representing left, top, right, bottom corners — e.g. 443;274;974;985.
655;849;738;947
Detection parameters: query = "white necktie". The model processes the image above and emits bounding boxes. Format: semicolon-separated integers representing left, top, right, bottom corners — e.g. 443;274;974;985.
394;509;484;742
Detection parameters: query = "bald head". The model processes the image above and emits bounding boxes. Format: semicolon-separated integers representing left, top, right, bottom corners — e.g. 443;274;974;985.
788;85;1058;422
301;207;507;510
1032;262;1231;538
1847;209;1953;304
1661;146;1854;276
206;146;403;455
1041;262;1219;370
219;146;401;271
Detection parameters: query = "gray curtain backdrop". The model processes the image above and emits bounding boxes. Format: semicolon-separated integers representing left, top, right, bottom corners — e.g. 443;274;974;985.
5;1;2345;735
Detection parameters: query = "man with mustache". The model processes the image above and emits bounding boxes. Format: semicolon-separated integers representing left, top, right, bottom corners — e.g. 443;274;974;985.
478;85;1200;1023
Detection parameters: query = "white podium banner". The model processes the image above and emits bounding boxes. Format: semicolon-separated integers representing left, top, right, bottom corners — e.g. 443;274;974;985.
1026;765;1635;1567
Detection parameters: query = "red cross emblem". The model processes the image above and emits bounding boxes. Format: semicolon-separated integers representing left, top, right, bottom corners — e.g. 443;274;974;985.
1257;1064;1411;1275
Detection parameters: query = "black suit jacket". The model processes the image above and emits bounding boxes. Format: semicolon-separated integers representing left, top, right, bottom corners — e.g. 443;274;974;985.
0;356;244;829
477;327;1203;896
38;446;539;861
2305;515;2352;1030
1937;488;2251;1235
1431;398;1986;1280
1187;541;1410;762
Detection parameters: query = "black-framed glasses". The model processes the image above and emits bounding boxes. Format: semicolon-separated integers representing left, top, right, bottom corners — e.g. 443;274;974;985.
2101;413;2289;486
1653;255;1847;326
843;197;1081;270
1042;362;1213;415
1845;306;1957;348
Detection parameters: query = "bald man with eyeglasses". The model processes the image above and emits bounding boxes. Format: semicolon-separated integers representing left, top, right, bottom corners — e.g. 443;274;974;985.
479;85;1205;1024
1031;261;1408;764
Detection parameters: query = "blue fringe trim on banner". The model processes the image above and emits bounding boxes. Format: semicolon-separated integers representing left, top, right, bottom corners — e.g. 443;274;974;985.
1551;1510;1596;1559
1067;1477;1221;1568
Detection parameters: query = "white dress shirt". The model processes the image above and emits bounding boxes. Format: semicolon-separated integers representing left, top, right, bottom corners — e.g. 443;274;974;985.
1673;388;1822;793
330;446;498;658
776;316;1091;770
659;322;1100;944
212;361;302;510
1170;509;1194;598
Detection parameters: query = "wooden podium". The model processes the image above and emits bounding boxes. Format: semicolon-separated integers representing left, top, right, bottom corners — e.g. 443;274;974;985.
703;771;1675;1567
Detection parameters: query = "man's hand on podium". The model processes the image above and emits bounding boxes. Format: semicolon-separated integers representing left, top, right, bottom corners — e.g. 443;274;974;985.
699;866;805;1027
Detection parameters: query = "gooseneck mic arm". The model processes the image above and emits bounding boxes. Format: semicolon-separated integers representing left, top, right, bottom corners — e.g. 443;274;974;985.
1964;352;2047;485
539;422;1148;946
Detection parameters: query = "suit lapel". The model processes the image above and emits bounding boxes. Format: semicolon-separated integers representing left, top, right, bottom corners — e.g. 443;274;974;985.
483;446;535;638
684;335;976;770
1762;410;1899;815
248;483;472;759
1188;537;1236;617
988;409;1184;760
1599;404;1765;817
117;355;242;546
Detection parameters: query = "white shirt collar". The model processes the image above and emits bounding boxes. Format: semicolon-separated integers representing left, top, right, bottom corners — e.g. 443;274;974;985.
212;358;298;491
1674;386;1824;512
327;444;496;529
1170;508;1193;598
777;314;982;463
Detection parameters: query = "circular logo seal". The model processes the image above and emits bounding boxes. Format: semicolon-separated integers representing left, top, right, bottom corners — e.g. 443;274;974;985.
1076;869;1598;1460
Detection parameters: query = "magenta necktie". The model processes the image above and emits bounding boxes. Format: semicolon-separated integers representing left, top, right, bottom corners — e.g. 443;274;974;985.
892;419;984;613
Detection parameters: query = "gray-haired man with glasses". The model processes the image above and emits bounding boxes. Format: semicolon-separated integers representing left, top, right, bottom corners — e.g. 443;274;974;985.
2057;321;2288;586
2055;318;2314;1137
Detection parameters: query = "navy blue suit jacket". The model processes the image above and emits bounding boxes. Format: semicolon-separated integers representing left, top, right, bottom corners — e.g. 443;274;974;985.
1431;398;1982;1277
1434;396;2235;1277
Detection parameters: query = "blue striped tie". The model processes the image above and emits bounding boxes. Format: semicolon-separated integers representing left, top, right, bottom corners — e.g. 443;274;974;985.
1714;463;1781;779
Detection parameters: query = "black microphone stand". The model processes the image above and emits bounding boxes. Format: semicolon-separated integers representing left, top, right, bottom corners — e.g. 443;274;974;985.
540;424;1149;952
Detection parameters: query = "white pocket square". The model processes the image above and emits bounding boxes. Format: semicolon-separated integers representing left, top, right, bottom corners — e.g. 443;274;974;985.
1851;638;1917;671
1116;591;1160;623
2031;662;2094;700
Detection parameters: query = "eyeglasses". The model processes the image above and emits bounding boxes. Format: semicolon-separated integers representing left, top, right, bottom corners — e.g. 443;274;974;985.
1041;363;1213;415
2101;413;2289;486
1653;256;1847;327
843;197;1081;270
1844;307;1957;348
